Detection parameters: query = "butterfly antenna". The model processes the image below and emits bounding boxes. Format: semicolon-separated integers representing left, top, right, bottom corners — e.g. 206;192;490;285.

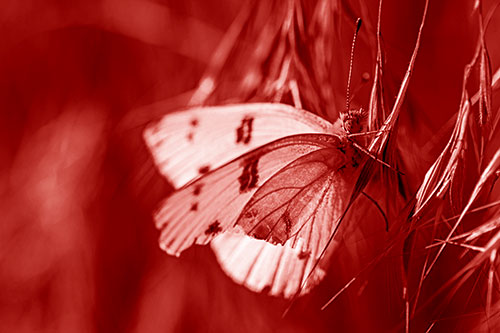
346;18;362;112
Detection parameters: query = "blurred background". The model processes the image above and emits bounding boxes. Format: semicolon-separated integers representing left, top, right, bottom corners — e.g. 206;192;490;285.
1;0;499;332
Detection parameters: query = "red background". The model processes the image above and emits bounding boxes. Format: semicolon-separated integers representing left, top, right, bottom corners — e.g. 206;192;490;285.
1;0;499;332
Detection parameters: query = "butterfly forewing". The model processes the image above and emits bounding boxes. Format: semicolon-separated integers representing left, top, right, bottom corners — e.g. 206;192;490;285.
144;103;336;188
155;133;341;257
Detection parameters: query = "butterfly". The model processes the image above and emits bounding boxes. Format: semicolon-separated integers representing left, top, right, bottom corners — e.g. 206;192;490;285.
143;102;369;298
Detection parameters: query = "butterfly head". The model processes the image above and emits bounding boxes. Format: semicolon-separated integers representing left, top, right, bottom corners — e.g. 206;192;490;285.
340;108;366;135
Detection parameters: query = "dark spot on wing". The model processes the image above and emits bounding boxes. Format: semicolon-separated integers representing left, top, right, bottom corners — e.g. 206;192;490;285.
205;220;222;235
190;118;199;127
298;250;310;260
243;208;258;220
238;157;259;193
235;116;254;145
187;132;194;141
190;202;198;211
193;183;203;196
198;165;210;174
252;224;271;240
248;211;293;245
283;211;292;238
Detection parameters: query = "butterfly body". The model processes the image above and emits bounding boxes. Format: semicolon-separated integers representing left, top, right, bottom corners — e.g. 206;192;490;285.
145;103;366;297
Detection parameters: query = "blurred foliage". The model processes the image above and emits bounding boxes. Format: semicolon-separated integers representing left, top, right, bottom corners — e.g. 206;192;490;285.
1;0;500;332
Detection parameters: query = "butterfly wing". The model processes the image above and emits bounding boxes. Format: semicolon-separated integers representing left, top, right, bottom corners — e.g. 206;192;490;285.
211;232;340;298
145;104;357;297
210;147;360;297
155;134;340;257
144;103;336;188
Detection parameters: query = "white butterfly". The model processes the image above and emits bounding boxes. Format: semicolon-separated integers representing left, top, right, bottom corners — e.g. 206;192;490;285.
144;102;367;298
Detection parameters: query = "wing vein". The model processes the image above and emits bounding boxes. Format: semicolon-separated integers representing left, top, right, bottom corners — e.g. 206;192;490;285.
244;168;329;239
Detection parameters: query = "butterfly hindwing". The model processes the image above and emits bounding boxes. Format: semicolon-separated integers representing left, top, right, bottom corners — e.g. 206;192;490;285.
155;133;341;257
144;103;336;188
211;232;339;298
237;148;348;244
211;146;359;297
